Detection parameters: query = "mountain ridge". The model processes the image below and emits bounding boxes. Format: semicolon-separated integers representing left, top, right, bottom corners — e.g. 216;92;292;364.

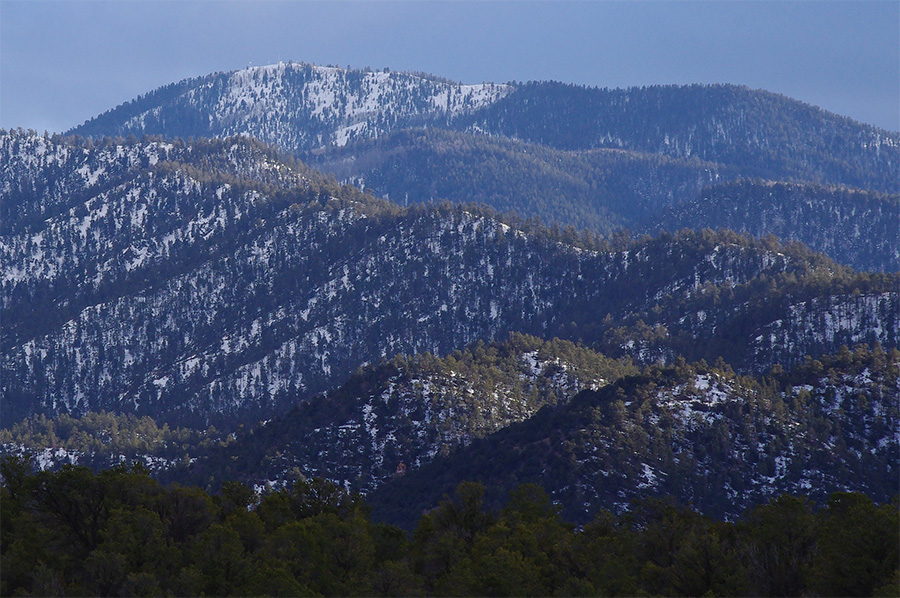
3;131;898;430
61;62;900;276
68;63;899;194
367;344;900;526
70;62;512;151
3;61;899;530
651;179;900;272
5;339;895;530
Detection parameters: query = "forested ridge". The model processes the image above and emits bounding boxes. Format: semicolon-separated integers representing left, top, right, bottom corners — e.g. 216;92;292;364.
5;341;897;537
456;81;899;193
2;458;897;597
308;127;732;236
7;131;897;429
367;343;899;525
310;128;900;272
3;61;899;597
654;180;900;272
63;63;900;273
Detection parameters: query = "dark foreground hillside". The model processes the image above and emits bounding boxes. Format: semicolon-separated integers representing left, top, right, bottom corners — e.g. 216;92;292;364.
1;458;897;597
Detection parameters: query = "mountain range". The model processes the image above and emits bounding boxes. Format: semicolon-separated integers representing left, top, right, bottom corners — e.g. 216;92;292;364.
68;62;900;272
3;62;899;526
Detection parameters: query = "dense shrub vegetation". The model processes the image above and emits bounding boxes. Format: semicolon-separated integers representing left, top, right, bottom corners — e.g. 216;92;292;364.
2;459;897;597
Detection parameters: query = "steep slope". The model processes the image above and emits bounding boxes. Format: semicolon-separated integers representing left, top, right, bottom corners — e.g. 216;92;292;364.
69;62;511;152
69;65;898;195
63;63;899;274
368;345;900;526
1;131;323;350
649;180;900;273
3;132;897;429
457;81;900;193
308;128;733;235
182;334;639;493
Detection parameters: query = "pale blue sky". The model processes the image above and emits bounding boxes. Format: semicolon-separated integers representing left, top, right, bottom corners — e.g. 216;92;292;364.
2;1;898;133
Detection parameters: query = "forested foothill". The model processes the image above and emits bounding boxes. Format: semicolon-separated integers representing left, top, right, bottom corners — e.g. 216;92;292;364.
1;457;897;597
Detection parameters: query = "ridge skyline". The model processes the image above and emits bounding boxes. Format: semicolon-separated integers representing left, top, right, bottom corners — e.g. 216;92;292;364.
63;60;899;138
3;1;897;132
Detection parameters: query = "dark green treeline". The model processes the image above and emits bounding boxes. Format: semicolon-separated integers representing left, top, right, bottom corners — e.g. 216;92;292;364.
1;458;897;597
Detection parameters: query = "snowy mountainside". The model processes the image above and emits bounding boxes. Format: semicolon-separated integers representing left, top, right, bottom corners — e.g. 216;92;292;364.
64;64;899;273
1;131;316;349
310;129;899;273
751;292;900;368
9;337;895;530
368;347;900;525
70;62;511;153
186;334;638;494
70;65;899;196
3;132;898;430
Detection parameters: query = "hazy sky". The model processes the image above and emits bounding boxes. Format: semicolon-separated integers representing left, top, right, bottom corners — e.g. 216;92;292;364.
2;1;898;133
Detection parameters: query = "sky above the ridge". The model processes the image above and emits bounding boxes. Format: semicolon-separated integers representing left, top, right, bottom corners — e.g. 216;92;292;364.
1;0;898;133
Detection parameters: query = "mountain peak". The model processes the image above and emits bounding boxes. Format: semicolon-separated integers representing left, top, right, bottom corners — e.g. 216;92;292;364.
70;62;513;152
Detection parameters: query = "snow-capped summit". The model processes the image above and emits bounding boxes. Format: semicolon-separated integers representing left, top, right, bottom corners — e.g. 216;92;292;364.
72;62;512;152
